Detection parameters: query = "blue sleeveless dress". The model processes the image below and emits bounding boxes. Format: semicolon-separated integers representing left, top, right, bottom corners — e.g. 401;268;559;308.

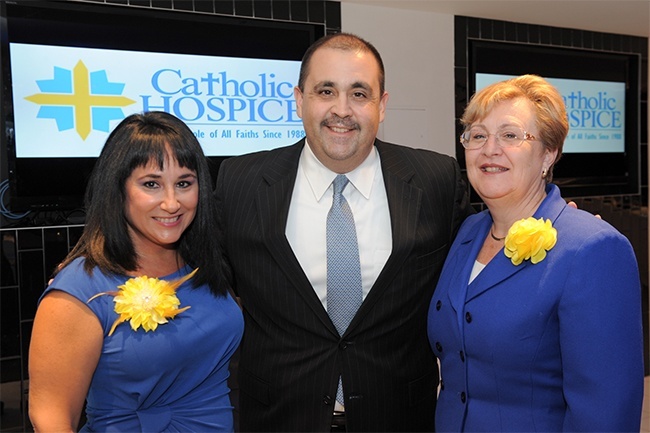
43;257;244;432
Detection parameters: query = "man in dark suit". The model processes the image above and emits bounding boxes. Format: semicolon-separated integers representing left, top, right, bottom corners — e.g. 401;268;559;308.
215;33;472;432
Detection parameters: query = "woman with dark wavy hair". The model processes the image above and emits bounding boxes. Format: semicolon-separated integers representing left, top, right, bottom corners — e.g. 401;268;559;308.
29;111;243;432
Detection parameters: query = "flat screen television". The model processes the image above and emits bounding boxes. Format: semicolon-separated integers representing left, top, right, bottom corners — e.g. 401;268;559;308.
0;0;325;213
466;39;641;198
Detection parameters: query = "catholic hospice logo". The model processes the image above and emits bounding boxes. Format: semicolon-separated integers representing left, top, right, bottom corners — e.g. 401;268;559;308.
12;43;303;157
24;60;136;140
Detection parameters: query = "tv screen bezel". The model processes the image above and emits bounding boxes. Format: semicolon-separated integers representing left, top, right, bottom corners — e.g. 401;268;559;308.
1;0;325;213
464;39;641;199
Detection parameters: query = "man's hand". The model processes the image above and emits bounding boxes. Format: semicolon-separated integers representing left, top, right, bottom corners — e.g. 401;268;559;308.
567;200;601;219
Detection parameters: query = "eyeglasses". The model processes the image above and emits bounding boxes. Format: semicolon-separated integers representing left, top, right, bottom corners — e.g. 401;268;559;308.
460;126;537;150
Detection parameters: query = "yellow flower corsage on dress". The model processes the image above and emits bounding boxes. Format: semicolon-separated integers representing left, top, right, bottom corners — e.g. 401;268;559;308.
503;218;557;266
88;268;196;336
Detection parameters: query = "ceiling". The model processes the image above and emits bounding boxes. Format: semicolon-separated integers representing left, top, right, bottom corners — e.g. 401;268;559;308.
339;0;649;38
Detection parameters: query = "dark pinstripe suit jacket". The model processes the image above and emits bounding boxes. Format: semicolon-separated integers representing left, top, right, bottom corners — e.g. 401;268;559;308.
215;139;472;432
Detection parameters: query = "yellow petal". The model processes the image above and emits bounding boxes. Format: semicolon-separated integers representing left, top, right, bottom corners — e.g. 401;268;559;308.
87;291;119;303
166;305;191;319
108;316;127;336
502;217;556;266
166;268;199;291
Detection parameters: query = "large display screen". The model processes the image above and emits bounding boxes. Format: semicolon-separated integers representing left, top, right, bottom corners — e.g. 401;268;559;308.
476;73;626;154
10;43;305;158
468;40;641;198
1;1;324;213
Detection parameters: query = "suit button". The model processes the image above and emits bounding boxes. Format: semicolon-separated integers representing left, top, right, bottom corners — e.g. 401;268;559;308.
465;312;472;323
340;341;349;350
460;392;466;403
436;300;442;310
459;351;465;362
323;395;332;405
435;342;443;352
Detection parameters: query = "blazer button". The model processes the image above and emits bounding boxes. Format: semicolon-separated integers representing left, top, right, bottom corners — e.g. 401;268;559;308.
436;300;442;310
459;351;465;362
465;312;472;323
435;342;443;352
323;395;332;406
340;341;348;350
460;392;466;403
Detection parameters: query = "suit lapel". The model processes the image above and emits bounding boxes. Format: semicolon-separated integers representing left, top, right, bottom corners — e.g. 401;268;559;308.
344;141;422;334
255;140;338;334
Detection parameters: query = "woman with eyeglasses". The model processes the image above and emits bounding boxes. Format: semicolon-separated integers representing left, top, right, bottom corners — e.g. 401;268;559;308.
427;74;644;432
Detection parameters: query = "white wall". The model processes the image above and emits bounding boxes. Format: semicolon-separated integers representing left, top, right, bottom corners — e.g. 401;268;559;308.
341;2;456;157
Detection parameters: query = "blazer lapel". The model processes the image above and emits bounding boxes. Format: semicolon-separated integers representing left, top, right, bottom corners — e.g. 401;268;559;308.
464;184;567;303
255;140;338;334
458;213;531;304
446;220;486;313
465;245;530;303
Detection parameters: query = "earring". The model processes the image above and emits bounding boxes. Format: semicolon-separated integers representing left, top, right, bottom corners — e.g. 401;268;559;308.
542;168;548;179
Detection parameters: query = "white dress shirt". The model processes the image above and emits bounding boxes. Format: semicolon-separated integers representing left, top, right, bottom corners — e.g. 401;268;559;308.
286;142;392;309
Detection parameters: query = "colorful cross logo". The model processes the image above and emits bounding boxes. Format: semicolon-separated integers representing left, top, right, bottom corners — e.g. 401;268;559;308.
24;60;136;140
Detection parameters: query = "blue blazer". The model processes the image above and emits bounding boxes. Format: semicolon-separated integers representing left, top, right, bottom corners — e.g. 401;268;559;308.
428;184;645;432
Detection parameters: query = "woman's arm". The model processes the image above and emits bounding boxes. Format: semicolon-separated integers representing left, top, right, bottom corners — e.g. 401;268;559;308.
558;230;644;431
28;290;103;432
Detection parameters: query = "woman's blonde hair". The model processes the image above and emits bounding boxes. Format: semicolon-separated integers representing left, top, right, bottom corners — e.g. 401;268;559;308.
461;74;568;181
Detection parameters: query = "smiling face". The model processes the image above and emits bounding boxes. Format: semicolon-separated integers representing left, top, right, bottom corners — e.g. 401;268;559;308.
124;154;198;256
465;97;557;210
294;47;388;174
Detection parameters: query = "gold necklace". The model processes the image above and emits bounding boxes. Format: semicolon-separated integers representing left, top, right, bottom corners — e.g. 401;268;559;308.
490;229;505;241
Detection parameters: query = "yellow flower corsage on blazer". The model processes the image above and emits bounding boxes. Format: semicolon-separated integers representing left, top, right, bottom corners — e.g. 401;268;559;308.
88;268;196;336
503;218;557;266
